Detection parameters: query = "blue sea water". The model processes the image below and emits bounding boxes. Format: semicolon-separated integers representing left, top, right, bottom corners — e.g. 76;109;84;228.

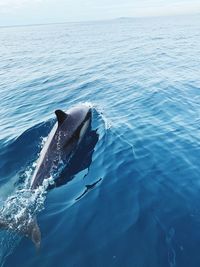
0;14;200;267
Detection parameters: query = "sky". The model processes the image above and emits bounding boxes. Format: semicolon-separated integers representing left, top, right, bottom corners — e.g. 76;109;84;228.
0;0;200;26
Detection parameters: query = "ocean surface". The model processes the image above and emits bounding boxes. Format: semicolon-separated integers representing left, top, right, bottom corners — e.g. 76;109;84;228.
0;15;200;267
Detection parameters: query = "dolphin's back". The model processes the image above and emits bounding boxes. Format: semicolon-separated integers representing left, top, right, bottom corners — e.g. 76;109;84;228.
30;123;59;188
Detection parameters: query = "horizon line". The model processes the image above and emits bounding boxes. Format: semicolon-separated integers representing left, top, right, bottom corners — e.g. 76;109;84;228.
0;12;199;29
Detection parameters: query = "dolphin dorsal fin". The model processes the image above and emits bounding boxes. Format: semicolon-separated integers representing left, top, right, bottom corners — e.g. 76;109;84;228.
55;110;68;125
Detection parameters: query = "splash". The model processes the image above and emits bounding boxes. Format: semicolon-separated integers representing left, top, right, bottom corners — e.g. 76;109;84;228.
94;104;112;130
0;135;53;266
0;174;54;266
90;103;136;158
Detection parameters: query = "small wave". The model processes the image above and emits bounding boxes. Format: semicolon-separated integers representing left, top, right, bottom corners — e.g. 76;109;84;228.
91;105;136;160
92;104;112;130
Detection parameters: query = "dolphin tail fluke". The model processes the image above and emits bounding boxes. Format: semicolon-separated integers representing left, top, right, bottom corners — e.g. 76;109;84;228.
0;216;41;250
27;217;41;250
0;218;8;229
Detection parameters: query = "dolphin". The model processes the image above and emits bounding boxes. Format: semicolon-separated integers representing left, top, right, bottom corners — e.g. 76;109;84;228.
31;104;92;189
0;104;92;248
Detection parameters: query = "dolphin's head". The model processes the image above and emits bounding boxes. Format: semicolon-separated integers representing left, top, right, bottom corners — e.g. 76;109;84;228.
55;105;92;154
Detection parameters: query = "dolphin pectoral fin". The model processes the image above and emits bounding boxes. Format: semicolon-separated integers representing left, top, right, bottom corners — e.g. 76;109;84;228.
55;110;68;125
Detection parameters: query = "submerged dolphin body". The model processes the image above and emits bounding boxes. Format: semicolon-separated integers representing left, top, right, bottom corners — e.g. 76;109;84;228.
0;104;92;248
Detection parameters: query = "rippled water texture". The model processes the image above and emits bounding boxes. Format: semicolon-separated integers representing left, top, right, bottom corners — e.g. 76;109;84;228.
0;15;200;267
